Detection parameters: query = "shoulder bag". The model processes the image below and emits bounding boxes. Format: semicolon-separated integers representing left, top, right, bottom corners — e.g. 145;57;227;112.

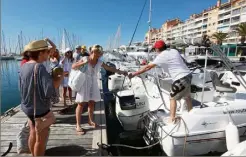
33;64;56;133
16;121;30;154
68;57;88;92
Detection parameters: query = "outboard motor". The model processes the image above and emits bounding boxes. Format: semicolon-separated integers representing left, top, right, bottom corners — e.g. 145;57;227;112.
108;74;125;92
115;90;150;131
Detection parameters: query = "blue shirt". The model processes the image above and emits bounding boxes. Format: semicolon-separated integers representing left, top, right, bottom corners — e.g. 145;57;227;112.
19;63;55;116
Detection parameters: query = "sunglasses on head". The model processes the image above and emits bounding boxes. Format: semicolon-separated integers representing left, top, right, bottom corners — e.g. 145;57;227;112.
92;45;103;52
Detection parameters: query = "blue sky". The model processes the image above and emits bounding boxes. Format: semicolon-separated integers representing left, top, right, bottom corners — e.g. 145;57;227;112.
2;0;225;52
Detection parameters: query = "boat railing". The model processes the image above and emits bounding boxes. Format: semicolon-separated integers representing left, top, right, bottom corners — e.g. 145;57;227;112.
138;73;170;111
1;106;19;121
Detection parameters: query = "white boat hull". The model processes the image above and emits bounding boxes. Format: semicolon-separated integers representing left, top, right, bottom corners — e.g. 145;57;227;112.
222;140;246;156
157;101;246;156
160;126;246;156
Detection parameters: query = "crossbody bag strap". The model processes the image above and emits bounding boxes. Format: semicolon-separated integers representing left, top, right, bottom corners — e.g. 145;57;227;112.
33;64;38;117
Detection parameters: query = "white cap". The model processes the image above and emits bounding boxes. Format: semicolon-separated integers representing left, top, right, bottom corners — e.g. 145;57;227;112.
75;45;81;49
63;47;71;54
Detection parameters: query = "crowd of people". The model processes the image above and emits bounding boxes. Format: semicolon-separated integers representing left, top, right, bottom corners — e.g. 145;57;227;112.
18;38;192;156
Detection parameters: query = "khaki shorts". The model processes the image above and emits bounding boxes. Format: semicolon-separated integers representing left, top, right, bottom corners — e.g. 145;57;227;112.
170;74;192;100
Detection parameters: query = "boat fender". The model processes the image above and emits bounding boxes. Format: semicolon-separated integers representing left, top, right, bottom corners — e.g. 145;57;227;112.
225;116;239;151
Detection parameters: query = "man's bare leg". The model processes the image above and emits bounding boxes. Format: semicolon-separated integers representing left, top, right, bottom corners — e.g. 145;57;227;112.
168;98;177;123
185;95;193;112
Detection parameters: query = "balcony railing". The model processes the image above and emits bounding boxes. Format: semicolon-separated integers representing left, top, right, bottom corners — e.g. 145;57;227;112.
218;22;230;27
218;14;231;20
231;19;240;23
219;7;231;12
232;10;240;16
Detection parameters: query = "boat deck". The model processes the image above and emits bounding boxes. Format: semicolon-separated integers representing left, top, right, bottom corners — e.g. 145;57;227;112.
1;95;107;156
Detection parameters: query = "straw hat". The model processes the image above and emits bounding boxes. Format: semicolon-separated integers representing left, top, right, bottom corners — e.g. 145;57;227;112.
23;40;49;53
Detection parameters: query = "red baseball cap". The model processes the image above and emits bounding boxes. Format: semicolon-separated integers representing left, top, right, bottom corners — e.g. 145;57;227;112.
153;40;165;49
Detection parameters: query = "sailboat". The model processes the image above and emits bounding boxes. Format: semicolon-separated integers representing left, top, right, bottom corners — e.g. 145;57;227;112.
1;30;14;60
15;31;24;61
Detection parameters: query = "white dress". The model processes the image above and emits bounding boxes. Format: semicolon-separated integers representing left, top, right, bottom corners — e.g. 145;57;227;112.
75;59;103;103
60;58;73;87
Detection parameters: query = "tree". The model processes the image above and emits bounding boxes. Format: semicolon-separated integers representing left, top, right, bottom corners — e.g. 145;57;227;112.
235;23;246;44
212;32;228;45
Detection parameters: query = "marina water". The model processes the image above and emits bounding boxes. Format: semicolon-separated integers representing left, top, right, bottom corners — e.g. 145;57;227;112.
1;60;21;113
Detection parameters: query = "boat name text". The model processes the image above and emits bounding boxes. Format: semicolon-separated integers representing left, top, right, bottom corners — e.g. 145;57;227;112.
223;109;246;114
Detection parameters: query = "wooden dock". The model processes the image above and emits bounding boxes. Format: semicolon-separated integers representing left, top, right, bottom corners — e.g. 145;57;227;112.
1;95;107;156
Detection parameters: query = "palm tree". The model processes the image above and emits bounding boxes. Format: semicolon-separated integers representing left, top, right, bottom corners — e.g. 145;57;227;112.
235;23;246;44
212;32;228;45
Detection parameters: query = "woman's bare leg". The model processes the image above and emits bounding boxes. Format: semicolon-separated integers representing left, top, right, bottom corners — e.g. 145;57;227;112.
28;120;36;156
68;87;73;104
88;100;97;128
34;127;49;156
63;87;67;107
76;102;85;130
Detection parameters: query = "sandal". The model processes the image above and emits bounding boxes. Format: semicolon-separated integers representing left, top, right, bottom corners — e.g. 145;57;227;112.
88;122;98;128
58;107;69;115
76;127;85;135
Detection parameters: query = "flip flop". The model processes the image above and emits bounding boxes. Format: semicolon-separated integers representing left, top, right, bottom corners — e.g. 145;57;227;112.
88;122;98;128
76;127;85;135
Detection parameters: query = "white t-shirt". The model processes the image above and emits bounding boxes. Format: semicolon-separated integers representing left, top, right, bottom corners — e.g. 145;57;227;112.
152;49;190;81
73;51;81;62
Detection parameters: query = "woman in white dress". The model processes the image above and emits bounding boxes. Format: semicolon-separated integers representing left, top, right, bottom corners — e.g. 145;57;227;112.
60;48;73;107
72;45;127;134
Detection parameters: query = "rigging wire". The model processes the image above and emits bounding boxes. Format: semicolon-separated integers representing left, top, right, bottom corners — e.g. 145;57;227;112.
128;0;148;47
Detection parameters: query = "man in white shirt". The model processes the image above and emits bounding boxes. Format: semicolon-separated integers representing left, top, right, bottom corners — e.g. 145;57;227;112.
73;45;82;62
129;40;193;123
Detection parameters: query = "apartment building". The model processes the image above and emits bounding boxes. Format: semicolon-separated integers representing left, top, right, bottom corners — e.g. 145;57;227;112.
145;28;162;45
146;0;246;45
219;0;246;43
161;4;219;44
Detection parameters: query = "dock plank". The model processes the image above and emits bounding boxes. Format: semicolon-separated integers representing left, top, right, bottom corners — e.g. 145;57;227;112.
1;84;107;156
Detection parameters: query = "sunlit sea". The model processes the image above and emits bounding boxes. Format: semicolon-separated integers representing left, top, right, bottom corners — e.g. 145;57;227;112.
1;60;21;113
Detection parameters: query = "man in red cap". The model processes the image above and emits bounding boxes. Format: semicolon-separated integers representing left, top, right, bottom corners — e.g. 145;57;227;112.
129;40;192;123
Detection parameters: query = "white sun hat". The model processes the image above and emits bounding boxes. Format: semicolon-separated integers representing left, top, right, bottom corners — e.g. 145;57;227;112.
63;47;71;54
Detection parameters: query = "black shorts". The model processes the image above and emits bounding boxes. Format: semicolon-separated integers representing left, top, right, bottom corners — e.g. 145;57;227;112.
26;110;50;126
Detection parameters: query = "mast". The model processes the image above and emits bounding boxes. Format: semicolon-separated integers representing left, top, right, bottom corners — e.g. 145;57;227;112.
2;30;7;54
20;31;24;51
8;38;11;54
109;36;112;52
117;24;121;48
106;36;110;51
61;29;66;53
147;0;152;62
18;35;22;55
